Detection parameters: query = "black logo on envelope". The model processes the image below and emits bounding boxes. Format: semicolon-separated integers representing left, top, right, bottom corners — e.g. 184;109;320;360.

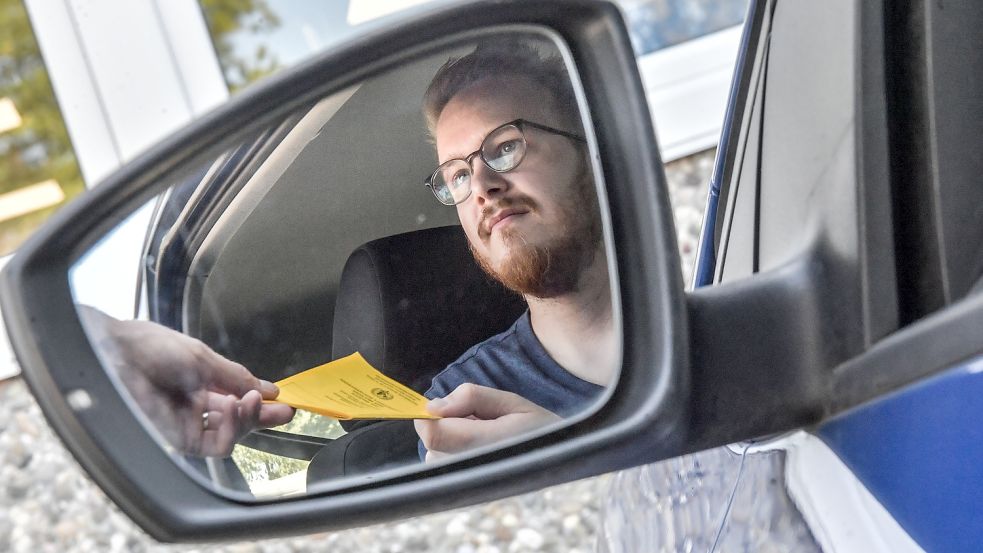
372;388;394;400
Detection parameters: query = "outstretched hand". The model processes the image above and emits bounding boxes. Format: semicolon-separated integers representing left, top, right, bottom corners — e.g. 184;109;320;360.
80;307;295;457
414;383;560;463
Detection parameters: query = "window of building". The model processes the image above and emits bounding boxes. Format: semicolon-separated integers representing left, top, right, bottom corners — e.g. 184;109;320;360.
198;0;749;91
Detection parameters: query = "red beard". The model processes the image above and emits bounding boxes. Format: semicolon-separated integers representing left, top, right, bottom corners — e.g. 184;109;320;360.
469;178;602;299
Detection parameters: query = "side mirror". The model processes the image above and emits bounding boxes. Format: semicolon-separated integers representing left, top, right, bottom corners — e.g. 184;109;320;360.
1;0;688;540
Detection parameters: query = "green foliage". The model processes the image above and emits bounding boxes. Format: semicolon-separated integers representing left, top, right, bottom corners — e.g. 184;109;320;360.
0;0;85;255
0;0;283;254
232;410;345;484
276;409;347;439
199;0;282;91
232;444;309;484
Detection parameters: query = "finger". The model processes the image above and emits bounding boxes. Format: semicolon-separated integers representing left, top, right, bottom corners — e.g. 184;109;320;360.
429;384;537;419
255;378;279;399
424;449;447;463
180;390;211;456
414;417;494;454
184;408;220;457
202;409;224;432
201;393;238;457
236;389;292;428
414;419;435;450
196;346;277;399
237;390;262;431
198;409;228;446
257;404;295;428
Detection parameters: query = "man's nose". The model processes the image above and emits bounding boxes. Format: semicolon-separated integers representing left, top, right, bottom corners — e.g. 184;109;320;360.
470;161;509;203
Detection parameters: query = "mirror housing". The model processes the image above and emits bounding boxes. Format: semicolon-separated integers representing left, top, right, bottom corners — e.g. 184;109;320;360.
0;0;688;540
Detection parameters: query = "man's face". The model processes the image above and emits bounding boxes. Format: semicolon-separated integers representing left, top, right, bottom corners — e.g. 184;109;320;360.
433;77;601;298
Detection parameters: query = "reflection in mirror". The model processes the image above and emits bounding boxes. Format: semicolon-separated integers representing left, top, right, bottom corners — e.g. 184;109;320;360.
69;29;623;500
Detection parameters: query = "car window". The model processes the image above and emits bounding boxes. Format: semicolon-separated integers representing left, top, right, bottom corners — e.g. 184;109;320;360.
0;0;86;256
198;0;749;92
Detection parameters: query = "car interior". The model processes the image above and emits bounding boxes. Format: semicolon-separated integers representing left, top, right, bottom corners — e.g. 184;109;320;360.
139;34;584;485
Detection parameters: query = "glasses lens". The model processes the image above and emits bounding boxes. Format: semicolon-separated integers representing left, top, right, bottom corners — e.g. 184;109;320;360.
433;159;472;205
482;125;526;172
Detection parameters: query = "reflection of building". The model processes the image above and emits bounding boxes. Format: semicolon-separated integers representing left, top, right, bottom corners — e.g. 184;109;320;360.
198;0;747;162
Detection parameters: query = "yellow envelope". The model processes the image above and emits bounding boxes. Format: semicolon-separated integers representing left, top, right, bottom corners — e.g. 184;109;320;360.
270;352;439;420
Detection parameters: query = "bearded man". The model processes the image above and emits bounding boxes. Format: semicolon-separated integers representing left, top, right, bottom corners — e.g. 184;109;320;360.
414;44;619;461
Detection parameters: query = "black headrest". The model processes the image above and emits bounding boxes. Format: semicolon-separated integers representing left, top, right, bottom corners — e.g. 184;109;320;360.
331;225;526;396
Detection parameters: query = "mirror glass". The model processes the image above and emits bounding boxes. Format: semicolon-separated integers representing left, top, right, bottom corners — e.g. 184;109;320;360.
69;29;623;500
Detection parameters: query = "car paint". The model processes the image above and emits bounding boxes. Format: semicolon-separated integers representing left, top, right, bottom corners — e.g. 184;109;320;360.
816;361;983;552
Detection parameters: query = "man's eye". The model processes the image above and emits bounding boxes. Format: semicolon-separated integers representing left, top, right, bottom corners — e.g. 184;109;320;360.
451;170;470;188
496;139;520;157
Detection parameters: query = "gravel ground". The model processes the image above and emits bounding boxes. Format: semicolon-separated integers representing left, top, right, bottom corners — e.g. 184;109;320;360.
0;150;716;552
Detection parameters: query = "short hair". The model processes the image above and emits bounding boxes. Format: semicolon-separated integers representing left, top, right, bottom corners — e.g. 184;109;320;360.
422;41;580;138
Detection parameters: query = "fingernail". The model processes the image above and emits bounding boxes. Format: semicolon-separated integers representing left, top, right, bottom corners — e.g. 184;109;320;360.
259;380;278;396
427;398;447;412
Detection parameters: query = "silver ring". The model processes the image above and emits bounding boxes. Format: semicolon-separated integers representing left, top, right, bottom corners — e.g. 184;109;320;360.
202;411;210;431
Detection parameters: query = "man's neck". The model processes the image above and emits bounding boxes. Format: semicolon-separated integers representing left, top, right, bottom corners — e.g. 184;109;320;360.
525;246;618;386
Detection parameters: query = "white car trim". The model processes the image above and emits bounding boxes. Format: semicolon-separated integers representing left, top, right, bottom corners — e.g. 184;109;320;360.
640;25;742;162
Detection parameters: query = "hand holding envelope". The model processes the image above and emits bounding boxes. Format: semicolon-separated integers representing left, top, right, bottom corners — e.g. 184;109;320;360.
269;352;439;420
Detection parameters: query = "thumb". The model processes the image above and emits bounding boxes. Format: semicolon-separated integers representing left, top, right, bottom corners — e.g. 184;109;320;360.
429;384;537;420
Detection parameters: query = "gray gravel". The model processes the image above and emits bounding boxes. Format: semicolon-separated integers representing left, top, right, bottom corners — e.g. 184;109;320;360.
0;150;715;552
0;367;607;553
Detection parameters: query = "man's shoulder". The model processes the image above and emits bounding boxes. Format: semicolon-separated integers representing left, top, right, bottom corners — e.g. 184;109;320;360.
425;313;529;397
453;315;526;365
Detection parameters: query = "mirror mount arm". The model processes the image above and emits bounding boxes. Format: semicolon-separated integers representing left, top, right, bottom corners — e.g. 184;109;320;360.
686;260;830;451
688;238;983;451
684;231;881;451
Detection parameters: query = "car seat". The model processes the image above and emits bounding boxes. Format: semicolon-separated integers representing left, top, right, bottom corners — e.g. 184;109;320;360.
306;225;526;483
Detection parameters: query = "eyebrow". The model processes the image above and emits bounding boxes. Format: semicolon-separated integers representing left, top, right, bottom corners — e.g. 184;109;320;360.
438;120;508;163
440;144;480;165
439;136;482;164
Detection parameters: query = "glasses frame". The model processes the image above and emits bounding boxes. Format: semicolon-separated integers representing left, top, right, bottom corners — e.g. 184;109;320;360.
424;118;586;205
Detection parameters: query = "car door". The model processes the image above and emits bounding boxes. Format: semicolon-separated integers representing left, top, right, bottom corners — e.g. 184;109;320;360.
689;0;983;551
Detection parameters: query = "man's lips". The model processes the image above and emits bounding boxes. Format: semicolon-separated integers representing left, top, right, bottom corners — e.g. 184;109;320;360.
483;207;528;236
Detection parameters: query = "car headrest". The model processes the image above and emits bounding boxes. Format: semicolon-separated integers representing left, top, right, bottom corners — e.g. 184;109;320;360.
331;225;527;397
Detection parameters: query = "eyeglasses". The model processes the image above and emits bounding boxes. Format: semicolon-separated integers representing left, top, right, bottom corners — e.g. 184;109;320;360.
424;119;586;206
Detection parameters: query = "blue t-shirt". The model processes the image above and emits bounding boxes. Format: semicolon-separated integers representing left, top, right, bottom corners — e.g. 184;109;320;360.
420;311;604;458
